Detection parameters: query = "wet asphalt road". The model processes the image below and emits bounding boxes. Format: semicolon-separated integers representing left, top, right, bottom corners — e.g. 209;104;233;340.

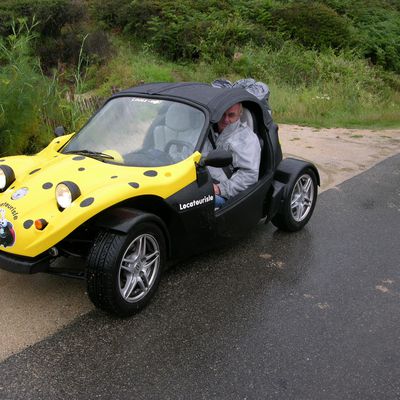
1;154;399;400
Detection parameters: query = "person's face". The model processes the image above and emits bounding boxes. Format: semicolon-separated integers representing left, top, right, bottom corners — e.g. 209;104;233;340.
217;103;241;132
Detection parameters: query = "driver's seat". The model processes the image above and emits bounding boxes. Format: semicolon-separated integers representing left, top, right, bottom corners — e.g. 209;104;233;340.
153;104;201;162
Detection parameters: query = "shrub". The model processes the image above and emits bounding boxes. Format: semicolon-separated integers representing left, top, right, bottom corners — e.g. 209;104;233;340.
352;7;400;73
316;1;400;72
0;22;51;154
272;2;355;50
0;21;88;155
89;0;132;30
90;0;272;61
0;0;91;70
0;0;84;37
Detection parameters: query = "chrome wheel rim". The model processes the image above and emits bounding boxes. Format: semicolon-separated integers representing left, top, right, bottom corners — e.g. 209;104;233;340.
290;174;315;222
118;234;160;302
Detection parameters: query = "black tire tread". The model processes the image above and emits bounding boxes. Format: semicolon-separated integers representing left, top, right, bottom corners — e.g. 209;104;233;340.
86;231;125;314
86;223;165;317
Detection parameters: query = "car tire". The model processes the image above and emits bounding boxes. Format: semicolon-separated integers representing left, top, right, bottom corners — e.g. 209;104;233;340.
86;222;165;317
272;168;318;232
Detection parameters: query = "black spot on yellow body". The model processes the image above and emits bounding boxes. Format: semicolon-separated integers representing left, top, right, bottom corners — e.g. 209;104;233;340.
24;220;33;229
80;197;94;207
129;182;140;189
42;182;53;189
144;170;158;177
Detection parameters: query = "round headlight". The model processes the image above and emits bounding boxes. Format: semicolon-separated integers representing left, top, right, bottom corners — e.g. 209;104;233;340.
56;181;81;209
0;165;15;192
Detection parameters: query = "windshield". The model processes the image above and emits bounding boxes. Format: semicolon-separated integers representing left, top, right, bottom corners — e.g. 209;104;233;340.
62;97;206;167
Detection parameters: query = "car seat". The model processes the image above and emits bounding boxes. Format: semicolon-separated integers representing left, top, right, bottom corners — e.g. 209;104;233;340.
240;107;254;131
153;103;203;162
241;106;266;178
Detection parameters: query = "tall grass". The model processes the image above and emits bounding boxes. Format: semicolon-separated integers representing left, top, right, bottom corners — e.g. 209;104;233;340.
0;21;93;155
0;19;51;155
208;43;400;127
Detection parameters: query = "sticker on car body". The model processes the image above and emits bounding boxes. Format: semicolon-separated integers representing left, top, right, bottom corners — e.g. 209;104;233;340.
0;208;16;248
178;195;214;211
0;202;19;220
11;187;29;200
130;98;162;104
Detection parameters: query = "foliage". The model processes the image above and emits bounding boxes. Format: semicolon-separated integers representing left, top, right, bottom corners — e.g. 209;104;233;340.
271;2;356;50
316;0;400;72
0;0;111;70
90;0;274;61
83;37;400;128
0;21;91;155
0;0;83;37
89;0;399;73
352;7;400;73
0;20;51;154
0;0;399;157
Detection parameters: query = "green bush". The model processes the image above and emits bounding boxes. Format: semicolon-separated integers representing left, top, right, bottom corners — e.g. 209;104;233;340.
89;0;400;72
316;1;400;72
352;8;400;73
0;21;89;155
89;0;132;30
135;1;266;60
0;0;83;37
272;2;355;50
90;0;273;61
0;0;92;70
0;22;51;154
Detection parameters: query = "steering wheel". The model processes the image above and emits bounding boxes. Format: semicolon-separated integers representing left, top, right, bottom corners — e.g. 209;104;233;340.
164;140;194;155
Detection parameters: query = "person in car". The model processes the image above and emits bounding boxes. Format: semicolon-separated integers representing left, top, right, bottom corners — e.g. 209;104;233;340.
207;103;261;208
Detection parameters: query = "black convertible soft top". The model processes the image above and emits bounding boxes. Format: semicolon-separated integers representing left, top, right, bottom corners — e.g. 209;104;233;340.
117;82;273;126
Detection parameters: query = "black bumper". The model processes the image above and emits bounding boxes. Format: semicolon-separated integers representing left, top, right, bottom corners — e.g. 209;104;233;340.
0;250;52;274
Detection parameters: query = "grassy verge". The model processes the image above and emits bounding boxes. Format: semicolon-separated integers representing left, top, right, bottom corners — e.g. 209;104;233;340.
85;40;400;129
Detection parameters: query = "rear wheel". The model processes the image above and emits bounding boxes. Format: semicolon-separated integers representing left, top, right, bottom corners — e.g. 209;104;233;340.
86;222;165;317
272;169;317;232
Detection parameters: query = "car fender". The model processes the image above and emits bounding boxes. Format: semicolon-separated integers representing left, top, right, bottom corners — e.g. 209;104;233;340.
266;158;320;220
93;207;171;257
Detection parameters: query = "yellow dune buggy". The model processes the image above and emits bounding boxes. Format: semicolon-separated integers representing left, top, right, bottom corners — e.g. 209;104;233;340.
0;82;319;316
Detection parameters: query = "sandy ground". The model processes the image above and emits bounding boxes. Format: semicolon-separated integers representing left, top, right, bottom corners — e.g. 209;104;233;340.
0;125;399;362
280;124;400;191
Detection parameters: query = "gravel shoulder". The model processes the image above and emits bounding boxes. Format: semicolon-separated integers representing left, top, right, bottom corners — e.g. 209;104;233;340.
0;125;399;362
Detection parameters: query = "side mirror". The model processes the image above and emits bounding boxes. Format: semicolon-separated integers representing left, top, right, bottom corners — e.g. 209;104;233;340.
199;149;232;167
54;126;66;137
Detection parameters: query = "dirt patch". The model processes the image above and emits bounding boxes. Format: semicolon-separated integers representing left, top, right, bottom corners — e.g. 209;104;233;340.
0;259;92;362
280;125;400;191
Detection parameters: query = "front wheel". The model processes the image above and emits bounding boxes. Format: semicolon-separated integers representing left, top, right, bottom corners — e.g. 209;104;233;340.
86;222;165;317
272;169;318;232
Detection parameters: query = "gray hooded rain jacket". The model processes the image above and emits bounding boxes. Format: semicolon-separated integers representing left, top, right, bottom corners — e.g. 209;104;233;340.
205;119;261;199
